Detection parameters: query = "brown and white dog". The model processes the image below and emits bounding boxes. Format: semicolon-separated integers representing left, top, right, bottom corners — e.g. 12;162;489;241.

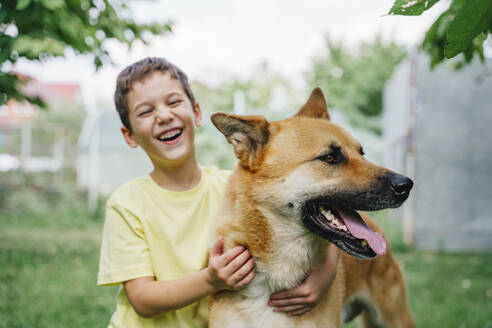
209;88;414;328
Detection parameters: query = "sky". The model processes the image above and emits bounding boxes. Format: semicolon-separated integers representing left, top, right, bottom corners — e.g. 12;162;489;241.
14;0;451;102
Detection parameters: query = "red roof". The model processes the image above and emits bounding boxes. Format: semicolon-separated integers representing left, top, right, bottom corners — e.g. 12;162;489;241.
24;80;80;103
0;73;81;128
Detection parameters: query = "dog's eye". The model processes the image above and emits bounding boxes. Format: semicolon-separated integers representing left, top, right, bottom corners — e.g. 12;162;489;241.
325;155;335;163
316;145;344;165
317;152;342;165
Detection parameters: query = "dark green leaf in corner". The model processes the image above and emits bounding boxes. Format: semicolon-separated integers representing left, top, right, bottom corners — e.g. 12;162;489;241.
444;0;492;58
389;0;440;16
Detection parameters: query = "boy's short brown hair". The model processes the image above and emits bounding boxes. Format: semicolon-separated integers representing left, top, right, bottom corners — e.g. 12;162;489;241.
114;57;196;131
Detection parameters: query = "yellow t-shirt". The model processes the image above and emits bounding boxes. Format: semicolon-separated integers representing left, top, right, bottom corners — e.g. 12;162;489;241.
97;166;231;328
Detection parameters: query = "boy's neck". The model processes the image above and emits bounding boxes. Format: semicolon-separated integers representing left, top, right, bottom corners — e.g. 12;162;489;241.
150;158;202;192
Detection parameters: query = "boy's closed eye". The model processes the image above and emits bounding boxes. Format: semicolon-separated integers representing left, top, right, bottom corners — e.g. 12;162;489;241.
168;98;182;107
138;107;154;116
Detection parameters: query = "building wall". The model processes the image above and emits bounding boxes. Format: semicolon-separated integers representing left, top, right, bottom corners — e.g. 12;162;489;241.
413;56;492;252
384;55;492;252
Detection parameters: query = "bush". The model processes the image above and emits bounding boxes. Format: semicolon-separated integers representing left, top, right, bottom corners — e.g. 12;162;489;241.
0;171;105;229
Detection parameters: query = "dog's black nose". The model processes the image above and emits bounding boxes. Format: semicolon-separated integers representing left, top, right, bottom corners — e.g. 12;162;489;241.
390;174;413;196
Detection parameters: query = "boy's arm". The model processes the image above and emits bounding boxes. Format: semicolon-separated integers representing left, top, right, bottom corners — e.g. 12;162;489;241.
124;236;255;318
268;243;339;316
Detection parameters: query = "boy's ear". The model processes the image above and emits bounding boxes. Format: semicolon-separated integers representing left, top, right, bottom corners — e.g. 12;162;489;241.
211;112;270;172
295;87;330;120
121;126;139;148
193;102;203;127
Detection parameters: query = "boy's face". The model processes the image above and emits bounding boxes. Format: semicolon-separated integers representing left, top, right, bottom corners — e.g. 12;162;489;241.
121;72;202;167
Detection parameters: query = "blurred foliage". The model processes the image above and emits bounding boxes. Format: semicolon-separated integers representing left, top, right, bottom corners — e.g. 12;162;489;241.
0;170;105;226
192;65;303;116
307;37;406;135
388;0;492;69
0;0;172;106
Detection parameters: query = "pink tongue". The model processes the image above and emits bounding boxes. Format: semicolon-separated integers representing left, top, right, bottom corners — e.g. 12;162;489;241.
336;207;386;255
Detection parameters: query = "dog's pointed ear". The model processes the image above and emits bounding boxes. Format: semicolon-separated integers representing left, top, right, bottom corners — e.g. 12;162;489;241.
295;87;330;120
211;112;270;171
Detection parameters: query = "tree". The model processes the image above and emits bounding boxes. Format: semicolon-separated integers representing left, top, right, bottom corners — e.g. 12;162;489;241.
307;37;406;134
388;0;492;68
192;64;302;116
0;0;172;106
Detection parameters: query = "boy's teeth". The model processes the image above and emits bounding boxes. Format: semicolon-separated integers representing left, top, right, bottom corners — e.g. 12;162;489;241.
159;129;181;140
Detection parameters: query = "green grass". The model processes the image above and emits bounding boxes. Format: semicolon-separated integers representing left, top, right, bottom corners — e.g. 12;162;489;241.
0;227;118;328
0;172;117;328
401;252;492;328
1;178;492;327
0;213;118;328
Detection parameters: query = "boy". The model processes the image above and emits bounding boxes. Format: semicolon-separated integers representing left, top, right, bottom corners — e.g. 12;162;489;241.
97;57;338;327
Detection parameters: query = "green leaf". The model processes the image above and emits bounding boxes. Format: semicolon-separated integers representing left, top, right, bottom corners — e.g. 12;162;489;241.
2;0;173;103
473;32;487;62
13;36;66;58
444;0;492;58
16;0;32;10
422;10;450;68
40;0;65;10
389;0;440;16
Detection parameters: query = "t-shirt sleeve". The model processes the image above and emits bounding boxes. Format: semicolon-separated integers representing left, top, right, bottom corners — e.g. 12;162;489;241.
97;202;154;286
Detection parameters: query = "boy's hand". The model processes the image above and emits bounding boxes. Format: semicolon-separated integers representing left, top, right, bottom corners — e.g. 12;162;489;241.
207;236;255;292
268;245;338;316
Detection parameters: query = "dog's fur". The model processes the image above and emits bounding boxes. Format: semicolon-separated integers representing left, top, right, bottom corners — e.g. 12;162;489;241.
209;88;414;328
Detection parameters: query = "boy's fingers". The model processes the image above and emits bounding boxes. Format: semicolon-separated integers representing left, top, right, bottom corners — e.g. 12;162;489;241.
268;297;307;307
211;236;224;256
220;246;248;267
274;304;306;313
230;257;254;284
288;308;310;316
269;286;305;300
223;249;251;275
233;265;256;289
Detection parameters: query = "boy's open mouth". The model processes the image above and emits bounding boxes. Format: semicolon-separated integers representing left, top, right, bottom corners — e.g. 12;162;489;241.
302;203;386;259
157;128;183;143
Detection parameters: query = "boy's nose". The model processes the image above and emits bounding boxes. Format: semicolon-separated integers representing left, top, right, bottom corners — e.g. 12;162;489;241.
156;106;174;124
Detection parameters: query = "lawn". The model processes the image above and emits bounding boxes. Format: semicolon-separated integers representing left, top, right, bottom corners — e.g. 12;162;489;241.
1;175;491;327
0;209;118;328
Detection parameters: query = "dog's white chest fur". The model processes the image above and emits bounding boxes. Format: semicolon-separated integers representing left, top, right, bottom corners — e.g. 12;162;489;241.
211;231;326;328
214;275;320;328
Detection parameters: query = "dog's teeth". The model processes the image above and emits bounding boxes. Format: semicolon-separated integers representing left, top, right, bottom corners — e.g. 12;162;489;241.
321;209;334;221
361;240;368;247
340;225;348;232
333;219;339;226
